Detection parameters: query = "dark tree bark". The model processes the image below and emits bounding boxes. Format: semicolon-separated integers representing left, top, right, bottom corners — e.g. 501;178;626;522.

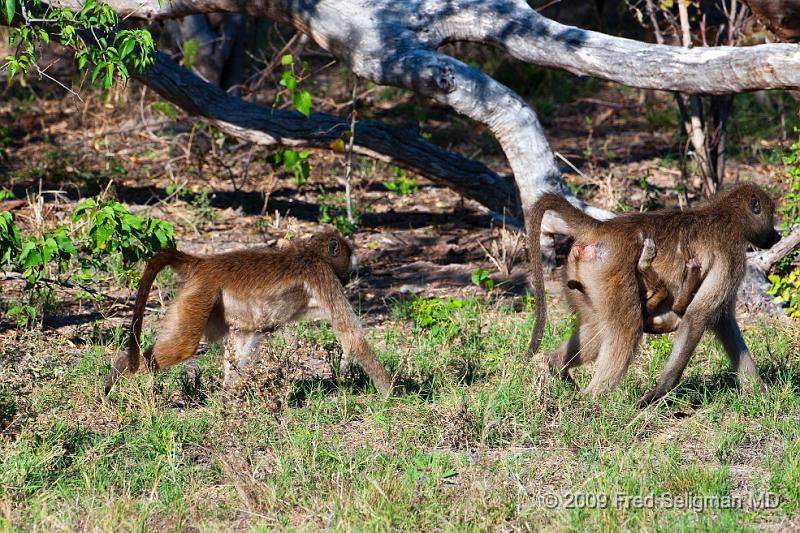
136;51;522;216
742;0;800;42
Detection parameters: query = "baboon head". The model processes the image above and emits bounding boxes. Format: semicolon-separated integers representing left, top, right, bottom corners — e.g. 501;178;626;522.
731;184;781;249
307;230;354;281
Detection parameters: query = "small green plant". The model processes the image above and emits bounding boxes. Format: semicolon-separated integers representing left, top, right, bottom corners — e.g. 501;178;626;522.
384;166;418;195
1;199;174;327
471;268;494;292
182;37;198;69
638;176;659;212
408;296;464;339
318;191;358;237
0;212;21;267
72;198;174;281
276;53;312;118
151;101;178;122
767;135;800;317
269;148;311;186
768;266;799;318
4;0;156;88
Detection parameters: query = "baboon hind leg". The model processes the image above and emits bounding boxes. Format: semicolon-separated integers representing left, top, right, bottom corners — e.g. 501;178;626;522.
149;287;217;371
105;286;216;393
549;321;602;382
584;285;643;397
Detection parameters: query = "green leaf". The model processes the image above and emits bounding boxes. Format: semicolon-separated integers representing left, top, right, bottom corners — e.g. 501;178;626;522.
2;0;14;25
279;70;296;92
280;54;293;65
283;150;299;167
293;91;311;118
151;101;177;121
91;63;104;84
182;38;198;69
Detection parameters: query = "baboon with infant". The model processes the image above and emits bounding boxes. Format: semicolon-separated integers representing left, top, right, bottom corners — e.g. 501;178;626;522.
527;184;781;406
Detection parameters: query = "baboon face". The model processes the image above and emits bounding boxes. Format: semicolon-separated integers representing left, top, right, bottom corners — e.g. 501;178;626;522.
740;186;781;249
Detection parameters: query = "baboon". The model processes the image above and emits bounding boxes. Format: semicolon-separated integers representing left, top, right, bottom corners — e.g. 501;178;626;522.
104;230;394;396
527;184;781;406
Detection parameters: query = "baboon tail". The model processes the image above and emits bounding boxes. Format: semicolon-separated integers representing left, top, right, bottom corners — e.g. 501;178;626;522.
128;249;198;373
525;193;600;356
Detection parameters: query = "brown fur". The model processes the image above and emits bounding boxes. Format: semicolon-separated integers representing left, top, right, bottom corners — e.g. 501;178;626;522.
526;184;781;406
104;231;394;396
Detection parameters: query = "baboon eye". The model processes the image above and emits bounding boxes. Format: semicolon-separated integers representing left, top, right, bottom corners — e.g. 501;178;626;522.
328;237;340;257
749;194;761;214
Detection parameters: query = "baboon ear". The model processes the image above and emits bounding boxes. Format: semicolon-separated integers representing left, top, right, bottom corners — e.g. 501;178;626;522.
328;237;341;257
749;194;762;215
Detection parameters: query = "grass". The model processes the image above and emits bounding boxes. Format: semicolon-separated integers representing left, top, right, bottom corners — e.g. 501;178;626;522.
0;296;798;531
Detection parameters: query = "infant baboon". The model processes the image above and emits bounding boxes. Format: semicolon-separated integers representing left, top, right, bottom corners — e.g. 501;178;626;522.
566;237;702;333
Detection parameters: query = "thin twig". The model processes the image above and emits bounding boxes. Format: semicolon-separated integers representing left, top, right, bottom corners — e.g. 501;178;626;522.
343;76;358;226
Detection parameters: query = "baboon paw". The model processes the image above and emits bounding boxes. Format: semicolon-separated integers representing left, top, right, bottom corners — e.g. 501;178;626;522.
636;388;663;408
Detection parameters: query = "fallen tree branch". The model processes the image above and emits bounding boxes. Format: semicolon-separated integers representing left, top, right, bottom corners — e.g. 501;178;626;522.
750;225;800;273
135;51;522;217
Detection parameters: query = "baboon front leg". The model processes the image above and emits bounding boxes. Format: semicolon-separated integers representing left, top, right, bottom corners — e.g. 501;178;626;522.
222;330;266;387
637;315;706;407
712;308;765;393
310;270;394;395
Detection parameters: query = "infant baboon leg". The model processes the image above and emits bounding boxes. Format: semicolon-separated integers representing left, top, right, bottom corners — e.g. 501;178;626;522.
637;238;670;314
671;258;702;315
645;313;681;334
638;238;656;270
